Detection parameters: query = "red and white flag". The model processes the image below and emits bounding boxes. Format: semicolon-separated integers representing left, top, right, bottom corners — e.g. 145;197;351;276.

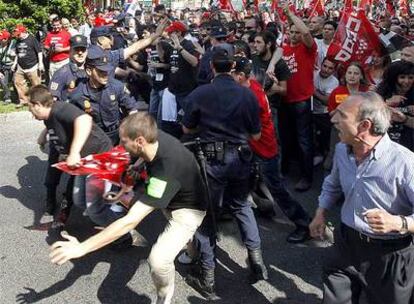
53;146;132;186
308;0;325;17
399;0;410;16
327;7;384;67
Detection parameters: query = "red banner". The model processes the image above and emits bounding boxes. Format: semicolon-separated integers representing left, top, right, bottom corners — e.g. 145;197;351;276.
327;8;384;67
309;0;325;17
399;0;410;16
53;146;131;185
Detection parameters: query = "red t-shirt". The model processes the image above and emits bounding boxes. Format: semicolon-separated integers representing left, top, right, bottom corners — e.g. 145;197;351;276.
282;41;317;103
248;79;278;159
44;30;71;62
327;85;368;112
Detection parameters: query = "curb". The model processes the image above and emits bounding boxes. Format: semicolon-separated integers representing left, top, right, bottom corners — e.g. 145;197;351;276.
0;110;35;123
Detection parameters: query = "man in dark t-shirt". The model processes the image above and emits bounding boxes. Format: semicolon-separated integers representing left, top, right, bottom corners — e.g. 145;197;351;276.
29;84;112;221
49;112;206;304
12;24;44;107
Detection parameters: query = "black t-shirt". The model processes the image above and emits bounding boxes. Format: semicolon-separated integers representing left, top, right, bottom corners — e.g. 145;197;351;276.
252;55;291;108
134;131;207;211
381;88;414;151
168;39;198;95
44;101;112;156
15;35;41;69
149;41;173;91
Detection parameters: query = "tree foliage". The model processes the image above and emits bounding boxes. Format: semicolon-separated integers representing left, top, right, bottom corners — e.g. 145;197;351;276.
0;0;84;32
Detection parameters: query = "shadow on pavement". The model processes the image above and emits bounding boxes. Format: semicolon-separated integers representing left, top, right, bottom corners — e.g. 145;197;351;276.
0;156;47;227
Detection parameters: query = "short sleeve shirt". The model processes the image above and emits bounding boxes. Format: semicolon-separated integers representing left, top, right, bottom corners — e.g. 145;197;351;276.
15;35;41;69
282;41;317;103
44;101;112;156
133;131;207;211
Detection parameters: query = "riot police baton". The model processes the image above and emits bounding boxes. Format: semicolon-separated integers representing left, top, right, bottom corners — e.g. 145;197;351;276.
184;138;220;242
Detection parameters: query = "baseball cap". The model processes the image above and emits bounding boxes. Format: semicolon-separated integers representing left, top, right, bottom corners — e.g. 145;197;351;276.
165;21;187;34
212;47;233;62
0;30;11;40
13;24;27;36
210;26;229;39
86;45;112;72
90;26;112;39
70;35;88;48
233;56;252;75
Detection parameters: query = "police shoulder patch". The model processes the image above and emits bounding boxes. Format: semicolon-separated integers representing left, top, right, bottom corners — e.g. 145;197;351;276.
147;177;167;199
68;81;76;89
50;82;59;91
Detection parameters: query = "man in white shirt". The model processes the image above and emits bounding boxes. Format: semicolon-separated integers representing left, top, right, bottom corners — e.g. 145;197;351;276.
315;21;337;70
313;57;338;165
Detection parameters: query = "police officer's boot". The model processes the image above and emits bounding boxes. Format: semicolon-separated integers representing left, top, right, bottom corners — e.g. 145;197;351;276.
186;267;218;300
248;248;268;282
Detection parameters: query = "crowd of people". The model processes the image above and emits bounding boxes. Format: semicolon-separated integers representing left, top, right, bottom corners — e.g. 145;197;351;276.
2;1;414;303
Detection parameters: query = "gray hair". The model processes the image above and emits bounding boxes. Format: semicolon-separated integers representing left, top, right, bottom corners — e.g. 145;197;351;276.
355;92;391;136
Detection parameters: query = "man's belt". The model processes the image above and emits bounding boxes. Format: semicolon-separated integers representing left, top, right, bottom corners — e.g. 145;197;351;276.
200;141;252;163
342;224;413;248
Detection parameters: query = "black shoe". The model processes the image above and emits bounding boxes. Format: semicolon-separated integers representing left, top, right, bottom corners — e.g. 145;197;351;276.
186;267;218;300
294;178;312;192
248;249;268;282
286;227;311;244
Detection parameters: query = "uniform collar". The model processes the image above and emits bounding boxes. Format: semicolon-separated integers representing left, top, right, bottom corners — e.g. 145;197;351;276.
213;73;234;82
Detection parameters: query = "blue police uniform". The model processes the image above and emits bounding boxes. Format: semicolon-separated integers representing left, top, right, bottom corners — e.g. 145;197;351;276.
49;61;87;102
183;70;267;286
69;46;138;144
69;78;137;144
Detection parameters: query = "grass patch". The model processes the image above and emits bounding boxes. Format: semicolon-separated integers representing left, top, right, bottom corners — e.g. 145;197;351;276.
0;102;28;114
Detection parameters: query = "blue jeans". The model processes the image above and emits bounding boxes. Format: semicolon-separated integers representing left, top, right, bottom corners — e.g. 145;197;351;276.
73;175;126;228
256;154;310;228
149;88;165;124
279;99;314;181
195;147;261;270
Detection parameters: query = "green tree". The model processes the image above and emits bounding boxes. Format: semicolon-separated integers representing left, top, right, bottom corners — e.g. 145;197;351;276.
0;0;84;33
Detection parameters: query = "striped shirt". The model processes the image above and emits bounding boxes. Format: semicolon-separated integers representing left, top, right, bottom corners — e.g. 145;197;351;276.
319;134;414;239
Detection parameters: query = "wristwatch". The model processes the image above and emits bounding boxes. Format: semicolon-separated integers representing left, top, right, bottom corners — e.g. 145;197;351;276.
399;215;409;235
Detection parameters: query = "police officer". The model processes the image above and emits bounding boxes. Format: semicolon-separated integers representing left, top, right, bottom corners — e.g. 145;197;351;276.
182;49;267;299
89;18;168;78
69;46;138;144
49;35;88;102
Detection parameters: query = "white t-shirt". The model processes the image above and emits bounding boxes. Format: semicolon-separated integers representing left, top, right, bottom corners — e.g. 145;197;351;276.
313;71;339;114
315;38;330;70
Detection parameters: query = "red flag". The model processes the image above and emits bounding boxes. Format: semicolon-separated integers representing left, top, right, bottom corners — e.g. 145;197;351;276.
327;7;384;68
309;0;325;17
399;0;410;16
53;146;131;185
344;0;352;9
219;0;235;11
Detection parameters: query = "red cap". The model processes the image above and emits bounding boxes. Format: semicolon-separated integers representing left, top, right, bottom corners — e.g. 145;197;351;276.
13;24;27;36
165;21;187;34
0;30;11;40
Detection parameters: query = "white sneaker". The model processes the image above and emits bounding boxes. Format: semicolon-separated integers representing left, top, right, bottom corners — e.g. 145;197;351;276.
313;156;324;166
177;251;194;264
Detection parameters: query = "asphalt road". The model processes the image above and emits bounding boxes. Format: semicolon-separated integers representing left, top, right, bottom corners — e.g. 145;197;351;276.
0;111;330;304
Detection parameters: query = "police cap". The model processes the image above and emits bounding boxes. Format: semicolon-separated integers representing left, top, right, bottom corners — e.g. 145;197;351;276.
90;26;112;39
86;45;112;72
70;35;88;48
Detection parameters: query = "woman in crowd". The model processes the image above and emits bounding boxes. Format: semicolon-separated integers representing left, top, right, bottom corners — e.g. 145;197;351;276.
325;62;369;170
377;60;414;150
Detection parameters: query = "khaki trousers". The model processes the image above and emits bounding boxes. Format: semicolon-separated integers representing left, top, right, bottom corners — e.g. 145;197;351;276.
147;208;206;304
14;66;41;104
49;58;69;79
